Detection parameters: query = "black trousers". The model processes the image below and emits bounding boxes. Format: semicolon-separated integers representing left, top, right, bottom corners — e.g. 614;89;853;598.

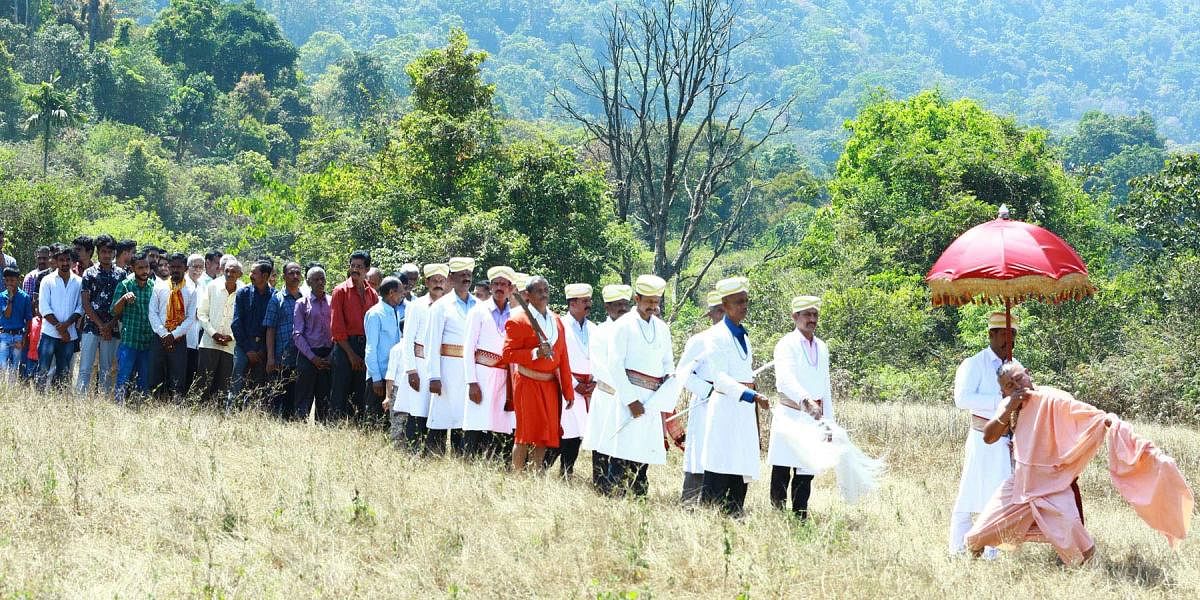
362;379;386;428
425;428;465;457
702;471;749;516
770;465;814;519
607;457;649;498
185;347;199;396
270;366;297;419
330;336;366;421
681;471;705;505
544;437;582;477
294;348;333;422
152;341;189;401
404;415;429;454
592;452;612;494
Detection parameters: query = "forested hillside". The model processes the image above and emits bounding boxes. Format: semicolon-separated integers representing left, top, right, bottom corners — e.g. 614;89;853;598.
1;0;1199;422
105;0;1200;162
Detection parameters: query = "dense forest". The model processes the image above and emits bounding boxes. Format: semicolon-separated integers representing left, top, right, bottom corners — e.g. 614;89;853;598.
1;1;1198;422
97;0;1200;163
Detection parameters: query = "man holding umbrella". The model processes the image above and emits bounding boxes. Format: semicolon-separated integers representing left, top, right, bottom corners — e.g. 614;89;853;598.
948;311;1020;556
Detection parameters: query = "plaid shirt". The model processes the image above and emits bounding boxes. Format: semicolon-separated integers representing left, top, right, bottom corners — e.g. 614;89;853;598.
262;288;302;366
112;277;155;350
80;264;127;335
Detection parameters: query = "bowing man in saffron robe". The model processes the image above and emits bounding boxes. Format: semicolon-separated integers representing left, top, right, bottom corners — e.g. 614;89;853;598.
502;276;575;471
967;363;1193;565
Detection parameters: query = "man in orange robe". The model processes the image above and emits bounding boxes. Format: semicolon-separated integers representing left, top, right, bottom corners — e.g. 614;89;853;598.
967;363;1193;565
502;276;575;472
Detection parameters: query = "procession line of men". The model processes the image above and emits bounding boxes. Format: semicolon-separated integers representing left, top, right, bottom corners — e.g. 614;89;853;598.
376;261;838;517
6;230;1189;555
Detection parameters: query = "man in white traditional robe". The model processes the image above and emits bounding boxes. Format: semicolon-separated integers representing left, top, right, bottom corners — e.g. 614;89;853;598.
545;283;596;477
767;295;832;520
581;284;632;493
948;311;1020;556
425;257;477;457
685;278;769;515
675;290;727;504
604;275;677;497
385;263;447;453
462;265;517;461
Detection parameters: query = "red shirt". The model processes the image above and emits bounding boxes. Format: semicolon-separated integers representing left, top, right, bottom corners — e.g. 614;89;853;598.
329;279;379;341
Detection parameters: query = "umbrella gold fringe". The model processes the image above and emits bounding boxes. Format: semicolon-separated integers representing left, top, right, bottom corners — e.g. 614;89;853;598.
928;273;1096;307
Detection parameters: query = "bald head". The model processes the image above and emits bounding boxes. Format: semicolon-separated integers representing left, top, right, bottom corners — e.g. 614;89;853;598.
997;361;1032;397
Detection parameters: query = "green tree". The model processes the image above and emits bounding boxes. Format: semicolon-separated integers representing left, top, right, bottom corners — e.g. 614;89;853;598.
1122;154;1200;259
830;89;1110;271
332;51;391;126
212;2;298;89
171;72;218;160
23;74;79;176
0;40;22;139
297;31;352;77
396;29;499;207
1062;111;1167;204
149;0;220;80
120;139;168;206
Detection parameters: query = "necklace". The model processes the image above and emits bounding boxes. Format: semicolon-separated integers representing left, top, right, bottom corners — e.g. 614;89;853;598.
637;316;656;344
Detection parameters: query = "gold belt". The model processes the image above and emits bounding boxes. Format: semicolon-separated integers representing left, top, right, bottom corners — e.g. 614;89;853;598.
517;365;555;382
439;344;464;358
474;349;502;367
626;369;664;392
971;414;989;432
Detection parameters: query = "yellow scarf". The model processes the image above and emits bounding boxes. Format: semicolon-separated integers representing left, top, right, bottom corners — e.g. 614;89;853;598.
165;278;186;331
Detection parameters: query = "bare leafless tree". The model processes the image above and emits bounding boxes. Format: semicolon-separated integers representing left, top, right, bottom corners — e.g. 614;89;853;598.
553;0;792;304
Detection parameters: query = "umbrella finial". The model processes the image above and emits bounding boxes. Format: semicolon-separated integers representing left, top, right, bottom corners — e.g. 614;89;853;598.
998;204;1011;220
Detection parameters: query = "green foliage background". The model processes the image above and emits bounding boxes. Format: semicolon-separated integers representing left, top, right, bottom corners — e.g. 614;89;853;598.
1;1;1198;422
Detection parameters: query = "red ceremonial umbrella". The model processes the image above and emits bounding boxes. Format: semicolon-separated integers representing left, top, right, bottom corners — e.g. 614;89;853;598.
926;205;1095;359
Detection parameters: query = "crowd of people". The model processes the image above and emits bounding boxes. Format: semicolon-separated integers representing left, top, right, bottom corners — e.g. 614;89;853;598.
0;227;1191;562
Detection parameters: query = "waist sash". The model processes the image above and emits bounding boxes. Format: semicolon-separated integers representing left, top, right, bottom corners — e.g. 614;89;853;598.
625;368;664;392
474;348;502;368
517;365;555;382
413;342;425;359
439;343;464;358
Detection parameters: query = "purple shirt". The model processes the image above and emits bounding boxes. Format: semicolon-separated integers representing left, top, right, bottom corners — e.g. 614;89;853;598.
292;292;332;361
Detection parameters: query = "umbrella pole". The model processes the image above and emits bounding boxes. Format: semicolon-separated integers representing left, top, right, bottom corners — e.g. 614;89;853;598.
1005;300;1013;361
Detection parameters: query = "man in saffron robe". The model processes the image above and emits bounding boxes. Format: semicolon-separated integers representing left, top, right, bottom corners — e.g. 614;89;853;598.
503;276;575;472
967;363;1193;565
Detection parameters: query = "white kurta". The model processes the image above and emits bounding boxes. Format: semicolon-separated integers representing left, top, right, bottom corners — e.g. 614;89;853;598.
676;329;716;475
395;294;432;417
952;347;1017;513
561;315;595;440
605;311;676;466
581;318;617;454
425;293;473;430
462;297;515;433
767;330;833;473
696;323;760;479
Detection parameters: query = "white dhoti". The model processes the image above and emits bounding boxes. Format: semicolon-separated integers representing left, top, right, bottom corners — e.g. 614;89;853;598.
462;363;514;433
396;356;430;417
561;391;588;440
949;428;1012;554
582;385;618;454
427;357;467;430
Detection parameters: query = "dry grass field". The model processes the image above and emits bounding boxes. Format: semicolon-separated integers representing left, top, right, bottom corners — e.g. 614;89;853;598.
0;383;1197;598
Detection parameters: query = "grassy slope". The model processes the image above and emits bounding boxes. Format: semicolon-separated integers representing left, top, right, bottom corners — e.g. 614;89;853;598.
0;385;1197;598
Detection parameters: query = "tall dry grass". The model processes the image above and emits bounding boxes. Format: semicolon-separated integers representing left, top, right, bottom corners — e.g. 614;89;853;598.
0;383;1196;598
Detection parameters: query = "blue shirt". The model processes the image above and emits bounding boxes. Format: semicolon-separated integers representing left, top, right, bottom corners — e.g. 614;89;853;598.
0;288;33;332
490;300;510;333
262;288;302;366
364;299;405;382
723;316;757;404
456;293;476;319
231;284;274;353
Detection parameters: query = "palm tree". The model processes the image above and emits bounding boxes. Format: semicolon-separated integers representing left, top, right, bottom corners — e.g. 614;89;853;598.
24;74;77;177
